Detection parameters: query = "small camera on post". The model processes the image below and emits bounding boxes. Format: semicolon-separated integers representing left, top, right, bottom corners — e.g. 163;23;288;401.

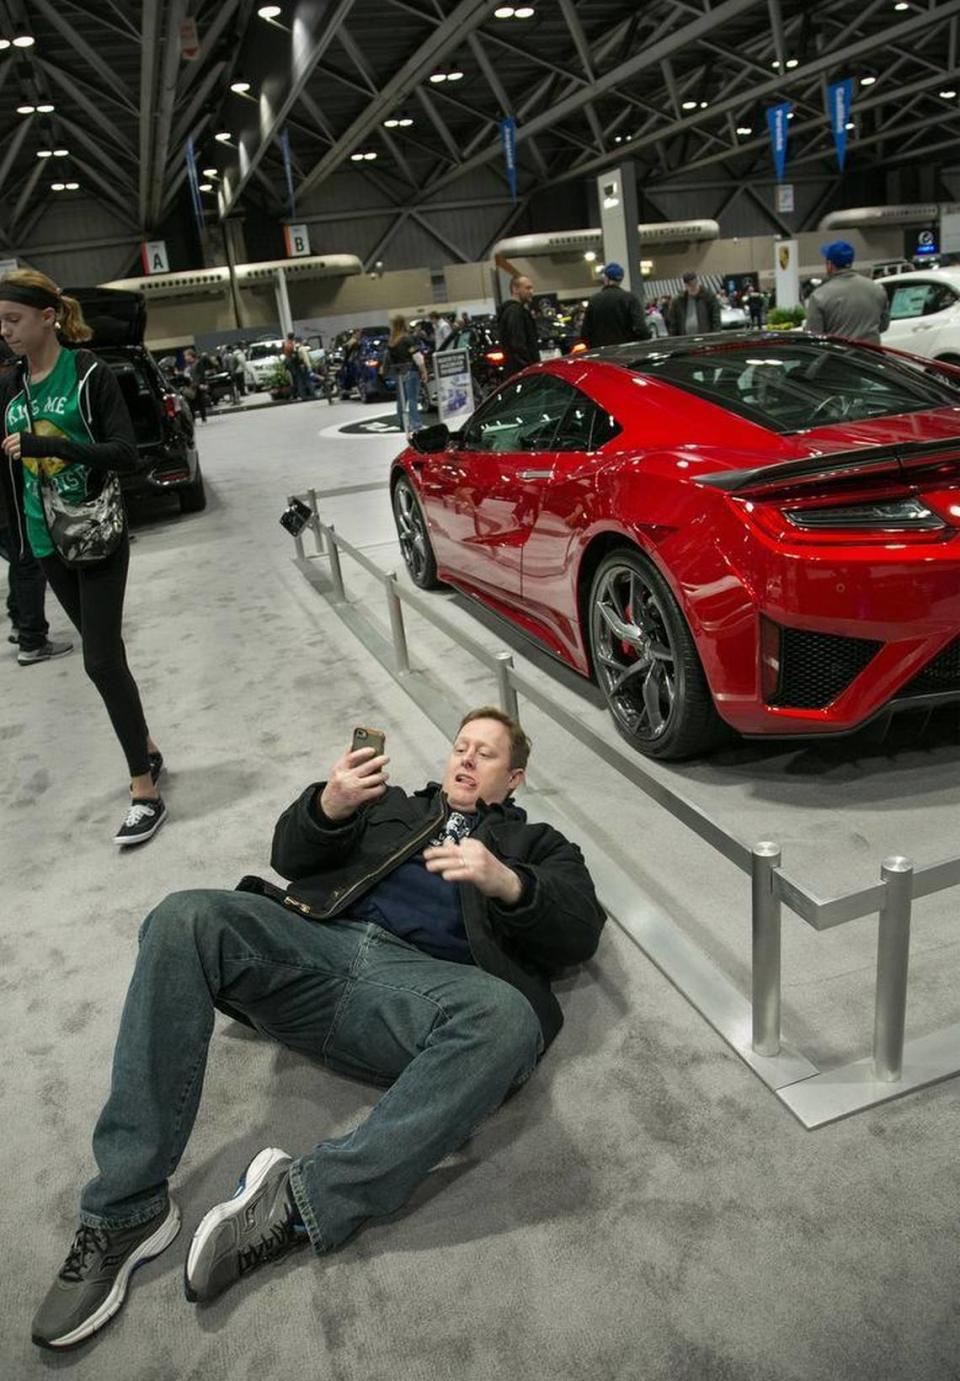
279;497;312;538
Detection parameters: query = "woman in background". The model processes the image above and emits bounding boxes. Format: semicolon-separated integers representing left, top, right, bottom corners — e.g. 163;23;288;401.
383;314;428;437
0;268;167;846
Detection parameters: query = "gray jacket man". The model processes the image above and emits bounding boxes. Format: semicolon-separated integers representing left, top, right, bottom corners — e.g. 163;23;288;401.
803;241;890;345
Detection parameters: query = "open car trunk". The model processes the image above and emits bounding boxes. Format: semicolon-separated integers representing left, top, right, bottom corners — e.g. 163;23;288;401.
63;286;146;347
95;348;164;447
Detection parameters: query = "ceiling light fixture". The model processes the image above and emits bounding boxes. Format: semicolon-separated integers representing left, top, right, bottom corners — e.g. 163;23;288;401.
447;69;463;80
13;35;35;48
383;118;399;127
736;125;752;135
494;5;515;14
17;104;34;115
202;167;218;177
940;89;957;98
363;151;377;160
584;250;596;262
398;117;413;127
787;111;795;119
350;152;364;161
681;99;697;109
65;182;78;190
230;80;251;94
0;39;9;50
214;131;231;142
36;149;52;157
199;183;214;191
515;5;535;15
785;58;798;68
51;182;65;191
53;147;68;156
257;5;282;16
860;75;877;85
37;103;54;113
429;72;446;83
845;121;855;130
894;2;909;9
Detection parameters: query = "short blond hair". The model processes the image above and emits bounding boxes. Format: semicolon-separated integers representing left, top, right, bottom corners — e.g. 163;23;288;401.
458;706;531;770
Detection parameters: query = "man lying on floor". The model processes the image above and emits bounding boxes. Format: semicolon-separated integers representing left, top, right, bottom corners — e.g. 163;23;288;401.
33;706;605;1349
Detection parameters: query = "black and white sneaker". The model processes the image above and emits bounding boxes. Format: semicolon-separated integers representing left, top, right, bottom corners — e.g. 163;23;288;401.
32;1202;180;1350
18;638;73;665
184;1147;307;1304
113;796;167;847
148;750;164;785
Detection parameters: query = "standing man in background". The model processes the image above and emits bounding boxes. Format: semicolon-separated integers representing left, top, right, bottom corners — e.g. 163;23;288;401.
496;275;540;378
581;263;651;349
666;271;722;336
803;241;890;344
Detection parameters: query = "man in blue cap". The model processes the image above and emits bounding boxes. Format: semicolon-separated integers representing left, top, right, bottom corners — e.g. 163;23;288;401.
803;240;890;344
581;262;650;348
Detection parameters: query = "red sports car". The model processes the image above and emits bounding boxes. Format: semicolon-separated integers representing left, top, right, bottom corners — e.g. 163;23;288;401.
390;332;960;759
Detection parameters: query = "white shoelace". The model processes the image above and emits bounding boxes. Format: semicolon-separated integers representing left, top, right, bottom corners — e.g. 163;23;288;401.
123;802;158;828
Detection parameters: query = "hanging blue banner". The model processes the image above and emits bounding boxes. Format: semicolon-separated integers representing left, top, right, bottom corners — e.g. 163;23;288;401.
279;128;296;220
827;78;854;171
500;116;517;203
184;136;204;237
766;102;792;182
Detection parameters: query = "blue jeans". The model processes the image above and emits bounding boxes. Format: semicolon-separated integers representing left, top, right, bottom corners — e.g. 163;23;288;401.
395;371;422;433
79;890;542;1253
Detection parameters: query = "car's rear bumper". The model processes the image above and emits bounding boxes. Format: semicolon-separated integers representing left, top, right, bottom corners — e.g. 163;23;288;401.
120;445;197;497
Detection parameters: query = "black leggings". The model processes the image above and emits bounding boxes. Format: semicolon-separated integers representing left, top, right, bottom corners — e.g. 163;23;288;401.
41;533;151;779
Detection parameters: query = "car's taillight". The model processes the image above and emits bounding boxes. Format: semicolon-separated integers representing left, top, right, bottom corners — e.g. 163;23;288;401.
484;349;505;365
738;490;954;546
163;393;180;418
570;340;587;355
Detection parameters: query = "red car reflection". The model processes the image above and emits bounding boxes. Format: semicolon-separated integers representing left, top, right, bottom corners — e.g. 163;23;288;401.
391;333;960;758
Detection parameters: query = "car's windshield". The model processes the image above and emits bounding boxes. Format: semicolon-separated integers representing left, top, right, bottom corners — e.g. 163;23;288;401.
248;341;282;360
627;340;960;432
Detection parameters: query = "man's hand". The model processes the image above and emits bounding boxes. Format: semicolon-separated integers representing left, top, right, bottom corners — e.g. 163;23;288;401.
318;746;389;821
423;837;523;906
2;432;22;461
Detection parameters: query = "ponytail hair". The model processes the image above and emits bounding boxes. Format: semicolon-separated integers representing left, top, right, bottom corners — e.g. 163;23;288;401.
58;293;93;342
0;267;93;341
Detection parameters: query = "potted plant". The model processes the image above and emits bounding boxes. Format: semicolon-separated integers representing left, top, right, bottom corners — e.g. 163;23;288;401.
766;305;806;329
267;361;293;400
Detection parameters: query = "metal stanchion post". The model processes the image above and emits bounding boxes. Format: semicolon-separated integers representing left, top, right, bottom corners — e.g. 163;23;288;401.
494;650;519;721
873;856;913;1082
307;488;324;553
751;841;782;1057
386;573;410;674
327;523;345;602
288;494;305;560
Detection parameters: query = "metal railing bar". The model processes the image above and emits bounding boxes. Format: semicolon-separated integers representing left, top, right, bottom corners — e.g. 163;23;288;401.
911;855;960;901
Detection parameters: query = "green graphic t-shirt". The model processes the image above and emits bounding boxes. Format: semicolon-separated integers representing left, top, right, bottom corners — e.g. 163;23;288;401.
6;348;89;558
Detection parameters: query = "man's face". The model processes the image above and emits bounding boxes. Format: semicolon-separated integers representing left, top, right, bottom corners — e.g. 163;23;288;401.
513;276;534;305
685;277;699;296
441;717;524;811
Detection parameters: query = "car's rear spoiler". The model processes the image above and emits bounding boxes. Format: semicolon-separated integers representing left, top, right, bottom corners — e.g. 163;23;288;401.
694;434;960;493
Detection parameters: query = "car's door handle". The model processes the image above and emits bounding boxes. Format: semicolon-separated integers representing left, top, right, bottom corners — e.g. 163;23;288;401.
516;469;554;480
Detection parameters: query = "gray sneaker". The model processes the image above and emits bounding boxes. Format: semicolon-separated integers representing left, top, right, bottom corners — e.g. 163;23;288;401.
32;1202;180;1350
184;1147;307;1304
18;638;73;665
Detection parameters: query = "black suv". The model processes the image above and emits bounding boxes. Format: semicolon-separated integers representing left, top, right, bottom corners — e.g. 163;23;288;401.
66;287;206;514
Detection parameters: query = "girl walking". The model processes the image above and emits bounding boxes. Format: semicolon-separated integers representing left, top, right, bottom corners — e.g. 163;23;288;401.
0;269;167;845
383;315;429;436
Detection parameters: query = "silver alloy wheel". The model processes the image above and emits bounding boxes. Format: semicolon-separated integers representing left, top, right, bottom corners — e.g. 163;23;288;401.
394;483;429;584
591;562;678;741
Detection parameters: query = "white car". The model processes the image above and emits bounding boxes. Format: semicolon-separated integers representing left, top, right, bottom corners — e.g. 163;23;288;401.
878;268;960;365
244;339;286;391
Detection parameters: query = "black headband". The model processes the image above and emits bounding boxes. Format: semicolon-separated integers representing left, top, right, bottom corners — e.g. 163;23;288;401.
0;282;61;311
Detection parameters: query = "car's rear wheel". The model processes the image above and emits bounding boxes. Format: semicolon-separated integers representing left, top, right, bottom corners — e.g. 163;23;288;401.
588;549;723;760
179;461;206;514
393;477;439;589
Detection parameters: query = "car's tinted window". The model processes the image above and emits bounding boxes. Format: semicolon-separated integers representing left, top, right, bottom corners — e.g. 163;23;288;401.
553;392;623;451
248;342;282;360
461;374;574;452
629;341;960;433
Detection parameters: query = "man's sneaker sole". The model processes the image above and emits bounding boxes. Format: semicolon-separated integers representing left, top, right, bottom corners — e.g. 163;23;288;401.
32;1203;181;1351
184;1148;293;1303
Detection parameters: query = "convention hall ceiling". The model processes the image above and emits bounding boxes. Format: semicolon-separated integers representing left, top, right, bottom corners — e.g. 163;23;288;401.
2;0;960;253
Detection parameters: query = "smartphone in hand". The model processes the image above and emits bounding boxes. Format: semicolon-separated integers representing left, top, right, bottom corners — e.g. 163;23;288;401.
352;725;386;757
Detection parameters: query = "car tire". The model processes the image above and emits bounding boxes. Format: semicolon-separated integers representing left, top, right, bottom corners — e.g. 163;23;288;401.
392;476;440;589
588;548;724;760
179;461;207;514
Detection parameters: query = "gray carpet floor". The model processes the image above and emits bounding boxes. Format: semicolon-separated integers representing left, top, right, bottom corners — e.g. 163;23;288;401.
2;398;958;1380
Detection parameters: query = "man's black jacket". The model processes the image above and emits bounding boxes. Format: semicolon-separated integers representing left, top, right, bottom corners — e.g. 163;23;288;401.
496;299;540;378
260;782;605;1049
582;284;651;349
0;348;139;561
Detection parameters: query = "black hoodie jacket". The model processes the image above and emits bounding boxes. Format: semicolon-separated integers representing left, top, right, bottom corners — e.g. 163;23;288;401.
0;347;139;561
241;781;606;1049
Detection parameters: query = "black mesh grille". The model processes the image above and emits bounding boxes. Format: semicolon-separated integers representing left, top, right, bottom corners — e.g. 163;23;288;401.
898;637;960;697
771;627;882;709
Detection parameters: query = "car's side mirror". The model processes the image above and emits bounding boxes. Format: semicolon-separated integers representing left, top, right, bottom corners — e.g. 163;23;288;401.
410;423;450;453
